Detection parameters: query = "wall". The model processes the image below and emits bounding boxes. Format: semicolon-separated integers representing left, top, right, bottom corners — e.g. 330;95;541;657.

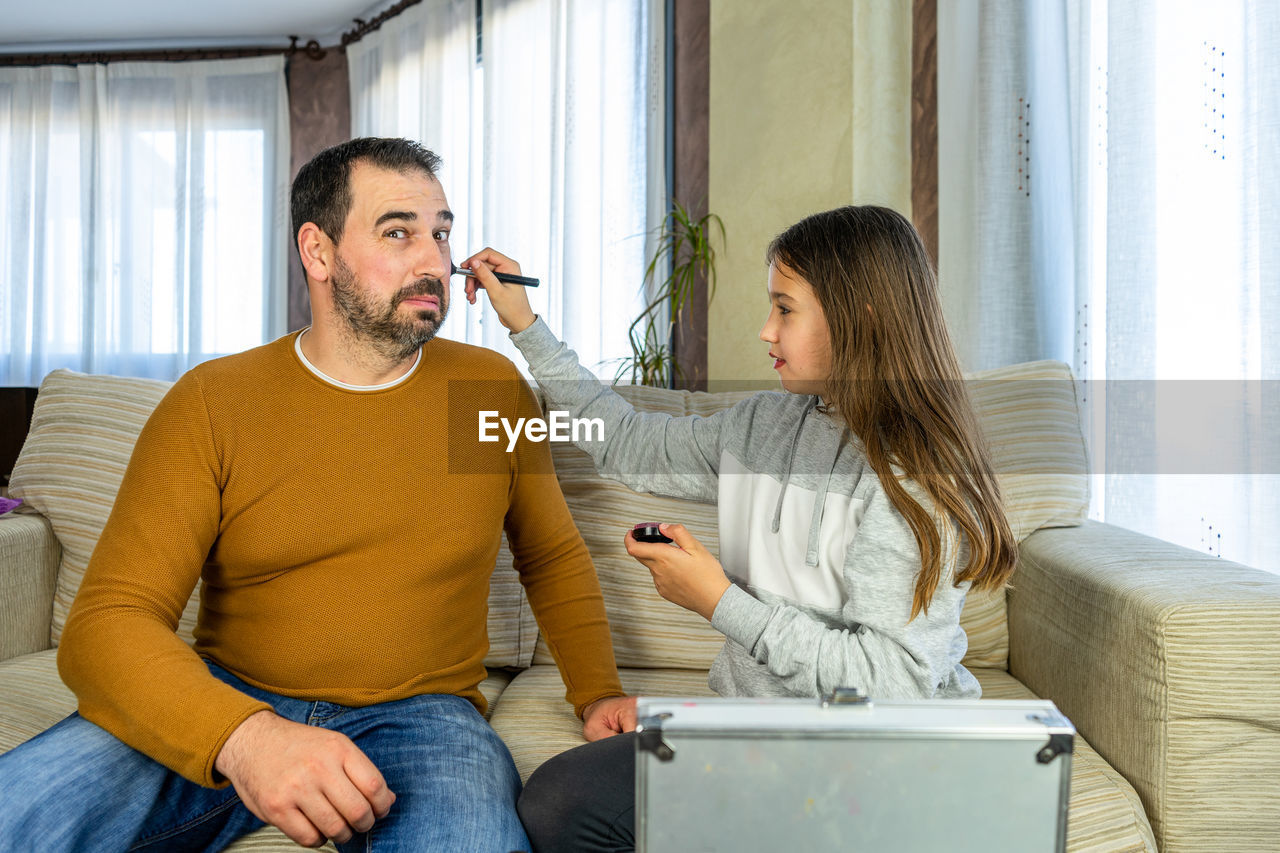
286;49;352;331
706;0;913;384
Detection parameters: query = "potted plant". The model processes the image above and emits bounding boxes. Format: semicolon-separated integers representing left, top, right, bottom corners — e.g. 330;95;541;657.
615;201;724;387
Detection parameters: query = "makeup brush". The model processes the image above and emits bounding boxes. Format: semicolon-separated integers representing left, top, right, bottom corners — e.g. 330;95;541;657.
451;263;540;288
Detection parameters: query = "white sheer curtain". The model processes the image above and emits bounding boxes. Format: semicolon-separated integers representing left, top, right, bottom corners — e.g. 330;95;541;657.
0;56;290;384
348;0;662;377
938;1;1080;373
348;0;478;265
939;0;1280;573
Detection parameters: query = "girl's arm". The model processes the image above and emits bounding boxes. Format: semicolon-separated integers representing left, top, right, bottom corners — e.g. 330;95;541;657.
710;486;975;700
511;317;728;502
463;246;733;503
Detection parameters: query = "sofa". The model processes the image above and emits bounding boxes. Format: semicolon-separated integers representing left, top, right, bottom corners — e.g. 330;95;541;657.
1;364;1278;852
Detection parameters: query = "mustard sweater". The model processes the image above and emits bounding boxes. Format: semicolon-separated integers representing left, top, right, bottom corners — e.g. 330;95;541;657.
57;333;623;787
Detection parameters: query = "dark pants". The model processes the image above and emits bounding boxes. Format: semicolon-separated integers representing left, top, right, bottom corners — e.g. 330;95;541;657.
517;732;637;853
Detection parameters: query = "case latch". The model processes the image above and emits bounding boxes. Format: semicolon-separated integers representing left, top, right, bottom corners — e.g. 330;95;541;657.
636;713;676;762
1035;733;1074;764
1027;712;1075;764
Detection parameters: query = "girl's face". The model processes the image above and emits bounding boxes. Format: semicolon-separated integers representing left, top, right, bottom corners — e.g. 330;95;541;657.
759;262;833;397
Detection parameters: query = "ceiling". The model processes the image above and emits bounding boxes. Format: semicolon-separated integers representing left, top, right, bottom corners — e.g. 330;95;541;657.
0;0;398;54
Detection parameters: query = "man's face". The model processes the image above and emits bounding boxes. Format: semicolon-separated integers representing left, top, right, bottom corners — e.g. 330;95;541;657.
329;161;454;360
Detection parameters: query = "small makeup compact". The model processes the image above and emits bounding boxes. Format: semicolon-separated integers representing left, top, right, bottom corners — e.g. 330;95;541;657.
632;523;673;544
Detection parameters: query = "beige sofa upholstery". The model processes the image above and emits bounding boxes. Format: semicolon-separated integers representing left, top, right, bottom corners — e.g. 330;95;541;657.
2;364;1277;852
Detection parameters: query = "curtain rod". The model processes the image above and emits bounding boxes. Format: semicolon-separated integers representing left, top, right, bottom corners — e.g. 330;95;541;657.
0;37;329;67
0;0;427;69
341;0;424;46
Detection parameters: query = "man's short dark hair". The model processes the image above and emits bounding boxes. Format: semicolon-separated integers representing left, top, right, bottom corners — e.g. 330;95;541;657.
291;137;443;254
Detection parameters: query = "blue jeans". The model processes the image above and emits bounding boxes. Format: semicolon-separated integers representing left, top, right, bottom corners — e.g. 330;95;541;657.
0;661;530;853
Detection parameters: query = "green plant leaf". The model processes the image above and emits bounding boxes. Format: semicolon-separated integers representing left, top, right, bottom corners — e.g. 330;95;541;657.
619;200;724;387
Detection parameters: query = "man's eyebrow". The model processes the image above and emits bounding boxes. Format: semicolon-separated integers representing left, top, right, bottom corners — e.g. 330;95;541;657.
374;209;454;228
375;210;417;227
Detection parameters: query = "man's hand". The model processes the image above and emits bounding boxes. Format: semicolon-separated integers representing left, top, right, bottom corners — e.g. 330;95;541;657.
625;523;732;621
214;710;395;848
581;695;638;741
461;247;538;333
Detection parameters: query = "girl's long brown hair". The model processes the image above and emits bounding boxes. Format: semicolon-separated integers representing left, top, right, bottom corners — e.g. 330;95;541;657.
767;206;1017;620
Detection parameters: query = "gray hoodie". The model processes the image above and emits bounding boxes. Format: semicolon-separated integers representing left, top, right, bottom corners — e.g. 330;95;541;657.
512;318;979;701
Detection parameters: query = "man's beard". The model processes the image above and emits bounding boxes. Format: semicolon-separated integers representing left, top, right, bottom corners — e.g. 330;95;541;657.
330;255;448;362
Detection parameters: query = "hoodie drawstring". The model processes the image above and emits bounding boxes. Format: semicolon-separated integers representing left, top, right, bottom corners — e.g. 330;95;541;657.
804;426;849;567
771;396;818;535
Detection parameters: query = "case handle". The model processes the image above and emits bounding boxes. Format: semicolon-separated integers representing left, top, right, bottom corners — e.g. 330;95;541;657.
821;687;872;708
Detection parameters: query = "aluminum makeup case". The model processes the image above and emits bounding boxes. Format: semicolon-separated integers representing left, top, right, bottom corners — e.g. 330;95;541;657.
634;691;1074;852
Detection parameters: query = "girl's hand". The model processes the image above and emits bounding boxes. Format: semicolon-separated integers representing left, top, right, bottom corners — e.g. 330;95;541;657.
624;523;731;621
461;247;537;332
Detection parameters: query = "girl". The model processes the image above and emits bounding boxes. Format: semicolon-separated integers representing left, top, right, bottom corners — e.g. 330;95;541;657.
464;205;1017;853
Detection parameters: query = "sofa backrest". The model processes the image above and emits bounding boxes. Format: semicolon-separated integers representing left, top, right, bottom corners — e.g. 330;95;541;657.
9;370;184;647
964;359;1090;538
526;360;1090;673
10;358;1089;675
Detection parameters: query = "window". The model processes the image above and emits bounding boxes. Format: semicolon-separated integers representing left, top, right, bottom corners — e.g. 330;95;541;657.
347;0;665;378
0;56;289;384
938;0;1280;571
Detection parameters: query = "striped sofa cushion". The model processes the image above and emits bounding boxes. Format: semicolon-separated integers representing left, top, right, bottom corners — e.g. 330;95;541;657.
0;651;77;754
6;368;535;668
965;359;1090;540
8;369;186;646
960;359;1091;670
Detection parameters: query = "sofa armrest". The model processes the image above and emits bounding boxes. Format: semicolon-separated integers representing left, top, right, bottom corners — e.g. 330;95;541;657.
0;512;60;661
1009;520;1280;852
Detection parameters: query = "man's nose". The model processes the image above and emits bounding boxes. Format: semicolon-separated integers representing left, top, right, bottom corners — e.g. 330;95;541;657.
415;237;449;281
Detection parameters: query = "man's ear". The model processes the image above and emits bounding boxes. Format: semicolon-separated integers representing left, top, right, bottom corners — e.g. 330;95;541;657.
298;223;334;284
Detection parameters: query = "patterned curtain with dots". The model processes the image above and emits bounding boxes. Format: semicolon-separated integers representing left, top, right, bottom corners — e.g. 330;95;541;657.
938;0;1280;573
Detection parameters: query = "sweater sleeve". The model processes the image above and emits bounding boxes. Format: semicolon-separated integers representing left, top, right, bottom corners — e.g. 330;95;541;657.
503;374;626;716
57;373;271;787
511;317;724;503
710;483;975;700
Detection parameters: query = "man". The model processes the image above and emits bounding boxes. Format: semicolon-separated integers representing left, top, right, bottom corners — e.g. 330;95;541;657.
0;137;635;852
